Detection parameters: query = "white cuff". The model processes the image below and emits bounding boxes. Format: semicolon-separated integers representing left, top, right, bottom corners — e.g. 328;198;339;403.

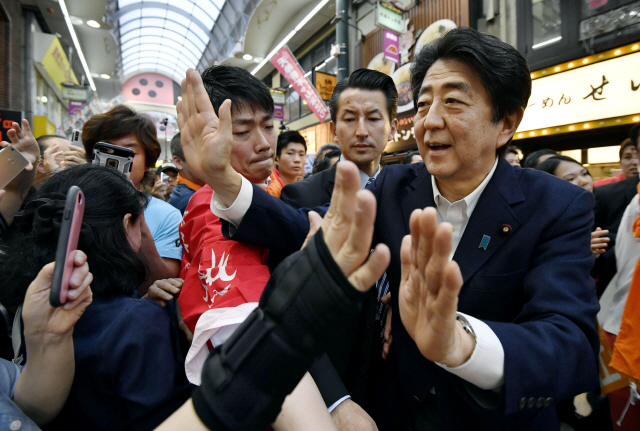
210;174;253;227
436;313;505;390
327;395;351;413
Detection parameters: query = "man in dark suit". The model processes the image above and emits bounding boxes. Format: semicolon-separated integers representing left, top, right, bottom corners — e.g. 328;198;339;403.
178;28;599;430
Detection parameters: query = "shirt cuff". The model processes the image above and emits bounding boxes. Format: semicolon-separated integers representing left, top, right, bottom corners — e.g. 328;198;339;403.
327;395;351;413
210;174;253;227
436;313;505;390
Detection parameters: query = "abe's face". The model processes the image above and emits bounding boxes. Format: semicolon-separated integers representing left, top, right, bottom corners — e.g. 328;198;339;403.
230;107;277;184
330;89;396;167
414;59;518;185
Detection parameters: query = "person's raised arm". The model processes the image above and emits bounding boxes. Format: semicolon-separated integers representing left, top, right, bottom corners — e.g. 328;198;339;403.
14;251;93;425
177;69;241;207
0;120;40;226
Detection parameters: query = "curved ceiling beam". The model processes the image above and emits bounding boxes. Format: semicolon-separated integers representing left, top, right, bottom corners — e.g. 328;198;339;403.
109;2;215;37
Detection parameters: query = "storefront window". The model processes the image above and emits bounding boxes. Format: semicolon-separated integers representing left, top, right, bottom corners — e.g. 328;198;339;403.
532;0;562;49
288;90;300;121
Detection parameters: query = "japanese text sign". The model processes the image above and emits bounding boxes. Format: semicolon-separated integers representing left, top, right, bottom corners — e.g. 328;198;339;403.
271;46;329;123
375;1;403;33
518;51;640;132
315;71;337;101
383;30;400;64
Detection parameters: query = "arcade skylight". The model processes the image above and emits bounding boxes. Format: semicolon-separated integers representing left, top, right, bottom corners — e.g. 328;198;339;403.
115;0;224;83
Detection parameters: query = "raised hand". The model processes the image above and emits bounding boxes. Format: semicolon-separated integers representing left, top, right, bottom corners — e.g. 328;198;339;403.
591;228;609;258
177;69;240;206
42;143;64;173
143;278;184;307
317;161;390;292
0;120;39;170
62;145;87;167
398;207;474;367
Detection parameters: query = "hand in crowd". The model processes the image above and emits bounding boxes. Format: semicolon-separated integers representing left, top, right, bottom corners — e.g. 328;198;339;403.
151;178;170;201
143;278;183;307
42;144;87;173
1;120;39;171
398;207;473;368
14;251;93;425
177;69;240;207
591;228;610;258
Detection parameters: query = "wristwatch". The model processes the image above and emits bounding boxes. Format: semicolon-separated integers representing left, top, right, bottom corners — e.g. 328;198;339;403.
456;313;476;341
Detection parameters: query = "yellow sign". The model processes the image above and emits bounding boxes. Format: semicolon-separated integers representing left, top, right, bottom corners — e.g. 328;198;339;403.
40;37;78;90
33;115;57;139
315;71;337;101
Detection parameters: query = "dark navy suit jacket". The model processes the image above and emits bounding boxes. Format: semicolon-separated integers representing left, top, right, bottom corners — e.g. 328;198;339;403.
223;158;600;430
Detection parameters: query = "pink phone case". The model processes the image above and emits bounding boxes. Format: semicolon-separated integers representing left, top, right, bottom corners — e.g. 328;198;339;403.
50;186;85;307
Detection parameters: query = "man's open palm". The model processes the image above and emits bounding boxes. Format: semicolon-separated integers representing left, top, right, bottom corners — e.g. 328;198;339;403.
398;207;469;366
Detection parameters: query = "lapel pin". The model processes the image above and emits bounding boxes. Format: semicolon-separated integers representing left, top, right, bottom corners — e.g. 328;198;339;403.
501;224;512;234
479;235;491;250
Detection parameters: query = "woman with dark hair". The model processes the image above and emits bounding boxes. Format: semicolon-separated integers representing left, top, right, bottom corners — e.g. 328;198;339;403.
0;164;191;431
537;155;594;193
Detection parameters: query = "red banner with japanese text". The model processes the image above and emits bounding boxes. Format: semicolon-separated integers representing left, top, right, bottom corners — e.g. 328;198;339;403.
271;46;329;123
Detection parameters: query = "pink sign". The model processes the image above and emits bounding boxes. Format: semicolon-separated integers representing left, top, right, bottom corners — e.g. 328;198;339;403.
271;46;329;123
383;30;400;64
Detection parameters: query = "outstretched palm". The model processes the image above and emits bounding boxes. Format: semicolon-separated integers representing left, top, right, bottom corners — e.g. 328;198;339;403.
398;207;468;366
176;69;236;193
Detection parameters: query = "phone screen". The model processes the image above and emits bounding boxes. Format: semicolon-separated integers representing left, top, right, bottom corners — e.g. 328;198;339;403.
0;145;29;190
50;186;85;307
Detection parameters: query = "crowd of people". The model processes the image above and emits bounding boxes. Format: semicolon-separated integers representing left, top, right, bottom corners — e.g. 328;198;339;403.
0;26;638;431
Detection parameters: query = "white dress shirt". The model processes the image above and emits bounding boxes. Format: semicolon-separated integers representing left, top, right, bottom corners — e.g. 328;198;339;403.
211;159;505;391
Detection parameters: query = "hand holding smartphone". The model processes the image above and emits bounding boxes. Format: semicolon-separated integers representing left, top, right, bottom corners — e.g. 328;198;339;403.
50;186;85;307
0;144;30;190
91;142;134;179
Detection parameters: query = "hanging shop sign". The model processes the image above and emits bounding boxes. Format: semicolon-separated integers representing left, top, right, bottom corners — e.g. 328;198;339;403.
62;86;88;101
274;104;285;121
270;89;286;105
271;46;329;123
69;100;84;117
385;113;417;153
34;33;78;91
315;71;337;101
0;109;22;142
375;1;403;33
517;50;640;132
383;30;400;65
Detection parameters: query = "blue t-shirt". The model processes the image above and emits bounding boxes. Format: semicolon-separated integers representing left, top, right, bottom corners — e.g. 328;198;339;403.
0;360;40;430
144;196;183;261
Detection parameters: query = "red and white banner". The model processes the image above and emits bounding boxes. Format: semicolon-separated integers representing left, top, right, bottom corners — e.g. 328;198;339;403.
271;46;329;123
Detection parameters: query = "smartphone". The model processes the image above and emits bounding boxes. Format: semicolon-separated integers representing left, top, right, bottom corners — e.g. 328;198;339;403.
92;142;134;179
70;129;82;146
0;144;30;190
160;172;169;183
50;186;85;307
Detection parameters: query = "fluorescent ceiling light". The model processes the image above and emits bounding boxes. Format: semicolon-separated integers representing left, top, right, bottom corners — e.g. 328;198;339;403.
58;0;96;91
251;0;330;75
70;16;83;25
86;20;101;28
532;36;562;50
100;74;111;79
243;53;253;61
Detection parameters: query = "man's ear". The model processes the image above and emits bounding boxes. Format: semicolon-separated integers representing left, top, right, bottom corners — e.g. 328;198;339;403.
388;118;398;142
36;160;46;175
172;155;183;171
330;121;337;142
497;107;525;150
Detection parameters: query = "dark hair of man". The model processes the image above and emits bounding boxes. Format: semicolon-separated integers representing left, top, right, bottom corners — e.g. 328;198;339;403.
36;134;67;157
329;68;398;123
316;143;340;160
312;149;341;175
410;27;531;157
0;165;148;307
505;146;519;156
536;155;589;178
402;151;420;164
201;65;274;117
619;138;635;160
277;131;307;157
170;133;184;161
523;148;557;168
629;124;640;149
82;104;161;168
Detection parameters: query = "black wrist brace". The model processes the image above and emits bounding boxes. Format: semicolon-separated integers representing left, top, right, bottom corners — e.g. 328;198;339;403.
192;229;368;430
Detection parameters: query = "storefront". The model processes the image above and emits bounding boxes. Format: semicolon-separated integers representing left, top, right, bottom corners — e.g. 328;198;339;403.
513;41;640;179
32;32;78;137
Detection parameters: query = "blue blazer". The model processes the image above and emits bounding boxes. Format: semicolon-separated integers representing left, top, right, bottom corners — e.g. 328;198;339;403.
225;158;600;430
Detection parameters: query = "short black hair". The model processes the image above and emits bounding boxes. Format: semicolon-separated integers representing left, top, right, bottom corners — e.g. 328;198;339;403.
402;151;420;164
536;155;587;177
201;65;274;117
523;149;557;168
629;123;640;149
619;138;635;159
277;131;307;157
0;165;148;307
505;146;519;156
329;69;398;123
170;133;183;161
411;27;531;157
312;149;341;175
